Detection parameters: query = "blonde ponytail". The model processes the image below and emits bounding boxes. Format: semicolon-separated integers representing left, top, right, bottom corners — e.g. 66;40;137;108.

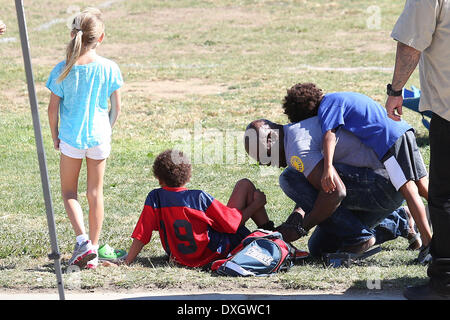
57;8;105;82
58;30;83;82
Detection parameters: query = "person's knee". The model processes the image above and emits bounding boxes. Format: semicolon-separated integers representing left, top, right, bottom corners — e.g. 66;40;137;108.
86;188;103;203
331;186;346;204
235;178;255;191
61;190;77;202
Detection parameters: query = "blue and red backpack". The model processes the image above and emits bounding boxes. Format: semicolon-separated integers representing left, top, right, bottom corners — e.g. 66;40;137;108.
211;229;308;276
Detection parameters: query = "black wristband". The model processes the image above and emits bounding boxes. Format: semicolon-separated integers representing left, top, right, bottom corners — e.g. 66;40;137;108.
386;84;403;97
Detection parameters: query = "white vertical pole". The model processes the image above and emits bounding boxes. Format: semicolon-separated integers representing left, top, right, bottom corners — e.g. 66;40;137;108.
14;0;65;300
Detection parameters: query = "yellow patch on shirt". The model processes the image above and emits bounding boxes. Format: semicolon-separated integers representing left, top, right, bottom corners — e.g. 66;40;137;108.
290;156;304;173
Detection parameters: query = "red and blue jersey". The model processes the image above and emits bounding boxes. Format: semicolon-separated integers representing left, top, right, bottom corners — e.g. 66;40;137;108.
131;186;244;267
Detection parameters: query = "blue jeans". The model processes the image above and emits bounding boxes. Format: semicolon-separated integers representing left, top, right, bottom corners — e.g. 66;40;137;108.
279;164;407;257
374;209;411;245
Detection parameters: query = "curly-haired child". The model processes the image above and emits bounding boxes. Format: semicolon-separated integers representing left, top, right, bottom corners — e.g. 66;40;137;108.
124;149;275;268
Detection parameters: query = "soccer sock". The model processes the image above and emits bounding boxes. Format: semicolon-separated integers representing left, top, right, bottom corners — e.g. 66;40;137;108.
258;220;275;231
76;234;89;245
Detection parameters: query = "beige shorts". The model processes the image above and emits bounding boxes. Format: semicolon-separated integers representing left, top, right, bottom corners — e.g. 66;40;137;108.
60;140;111;160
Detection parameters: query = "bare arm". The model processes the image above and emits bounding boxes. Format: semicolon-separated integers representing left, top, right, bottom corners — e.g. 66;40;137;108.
109;89;121;128
47;93;60;150
385;41;421;121
321;129;337;193
302;160;346;231
124;238;145;265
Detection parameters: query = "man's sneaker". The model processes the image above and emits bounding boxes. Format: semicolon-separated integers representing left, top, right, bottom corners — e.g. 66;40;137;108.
98;244;128;263
415;244;432;265
68;240;97;269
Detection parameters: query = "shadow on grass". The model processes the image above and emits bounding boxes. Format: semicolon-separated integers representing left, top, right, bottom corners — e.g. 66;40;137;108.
134;255;170;268
26;262;58;273
416;134;430;147
26;254;185;274
0;263;16;271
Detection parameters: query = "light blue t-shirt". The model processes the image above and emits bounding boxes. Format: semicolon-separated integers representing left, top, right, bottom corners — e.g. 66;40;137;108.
46;56;123;149
318;92;412;160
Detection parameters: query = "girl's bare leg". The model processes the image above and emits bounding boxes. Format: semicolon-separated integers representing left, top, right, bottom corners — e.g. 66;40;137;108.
60;154;85;237
86;157;106;247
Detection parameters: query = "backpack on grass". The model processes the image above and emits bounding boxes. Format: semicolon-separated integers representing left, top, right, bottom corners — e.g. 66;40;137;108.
211;229;297;277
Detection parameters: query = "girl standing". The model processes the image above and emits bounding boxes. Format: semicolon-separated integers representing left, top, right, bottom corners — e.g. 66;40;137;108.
46;7;123;269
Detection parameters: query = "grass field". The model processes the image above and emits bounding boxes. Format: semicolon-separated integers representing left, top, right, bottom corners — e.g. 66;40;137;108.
0;0;431;294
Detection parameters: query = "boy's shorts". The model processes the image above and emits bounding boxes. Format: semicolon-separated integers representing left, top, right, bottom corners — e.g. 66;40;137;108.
60;140;111;160
382;130;428;191
207;225;251;256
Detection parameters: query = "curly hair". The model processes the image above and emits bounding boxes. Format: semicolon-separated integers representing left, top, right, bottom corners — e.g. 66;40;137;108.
282;83;324;123
153;149;192;187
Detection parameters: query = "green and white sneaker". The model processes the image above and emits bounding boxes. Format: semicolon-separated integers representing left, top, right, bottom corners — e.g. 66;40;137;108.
98;244;127;262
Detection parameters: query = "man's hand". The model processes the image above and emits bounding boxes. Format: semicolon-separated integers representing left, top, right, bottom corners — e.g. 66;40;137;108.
385;41;421;121
385;95;404;121
0;21;6;35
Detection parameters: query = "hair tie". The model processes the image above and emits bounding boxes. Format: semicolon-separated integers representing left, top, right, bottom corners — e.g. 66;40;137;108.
72;16;82;32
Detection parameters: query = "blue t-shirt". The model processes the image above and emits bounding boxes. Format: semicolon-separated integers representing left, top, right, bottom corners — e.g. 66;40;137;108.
318;92;412;160
283;117;383;178
46;56;123;149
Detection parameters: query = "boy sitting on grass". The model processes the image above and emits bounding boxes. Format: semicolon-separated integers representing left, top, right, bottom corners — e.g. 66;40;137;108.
122;149;275;268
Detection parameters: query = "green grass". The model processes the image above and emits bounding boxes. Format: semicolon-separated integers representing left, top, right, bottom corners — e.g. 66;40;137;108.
0;0;430;293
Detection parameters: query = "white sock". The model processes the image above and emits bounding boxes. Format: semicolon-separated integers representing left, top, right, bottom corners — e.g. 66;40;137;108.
76;234;89;245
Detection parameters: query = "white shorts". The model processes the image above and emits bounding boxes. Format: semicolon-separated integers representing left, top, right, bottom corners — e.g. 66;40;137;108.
60;140;111;160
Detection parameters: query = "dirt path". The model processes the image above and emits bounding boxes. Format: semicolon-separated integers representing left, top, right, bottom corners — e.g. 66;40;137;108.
0;287;405;300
